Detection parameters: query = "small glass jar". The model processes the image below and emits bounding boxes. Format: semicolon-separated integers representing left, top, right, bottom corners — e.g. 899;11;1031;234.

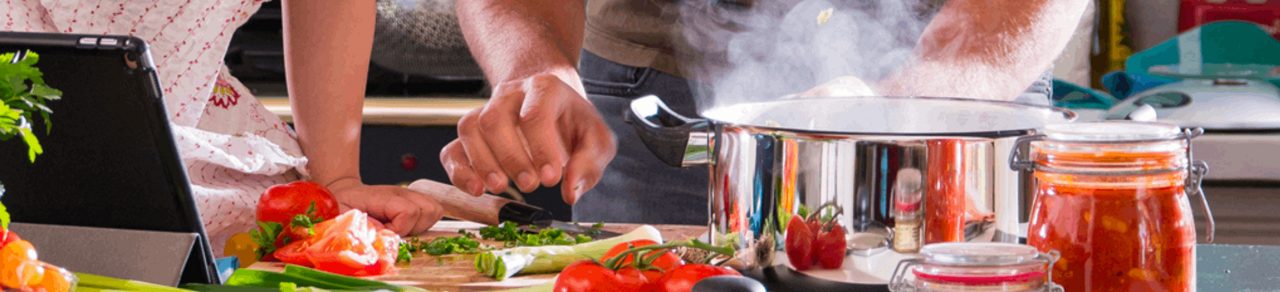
1010;122;1214;292
890;242;1061;292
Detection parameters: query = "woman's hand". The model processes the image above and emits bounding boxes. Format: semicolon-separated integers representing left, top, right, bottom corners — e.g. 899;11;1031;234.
440;71;616;205
326;177;444;236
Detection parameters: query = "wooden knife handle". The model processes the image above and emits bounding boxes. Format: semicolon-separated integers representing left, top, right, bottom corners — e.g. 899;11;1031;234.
406;179;550;226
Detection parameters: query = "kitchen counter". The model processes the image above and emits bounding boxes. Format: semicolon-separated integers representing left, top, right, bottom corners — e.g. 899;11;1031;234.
743;244;1280;291
258;97;484;126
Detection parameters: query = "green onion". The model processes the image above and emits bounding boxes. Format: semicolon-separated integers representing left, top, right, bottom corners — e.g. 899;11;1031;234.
475;225;663;280
75;272;193;292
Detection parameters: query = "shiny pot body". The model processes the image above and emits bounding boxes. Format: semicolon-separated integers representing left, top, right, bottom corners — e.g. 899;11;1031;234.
627;96;1076;269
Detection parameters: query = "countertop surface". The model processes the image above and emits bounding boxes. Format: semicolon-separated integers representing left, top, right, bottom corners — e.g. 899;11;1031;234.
742;244;1280;291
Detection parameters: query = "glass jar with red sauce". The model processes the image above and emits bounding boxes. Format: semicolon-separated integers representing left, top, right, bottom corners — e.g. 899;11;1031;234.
1010;122;1215;292
890;242;1062;291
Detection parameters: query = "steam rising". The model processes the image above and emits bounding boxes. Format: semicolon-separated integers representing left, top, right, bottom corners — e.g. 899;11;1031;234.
676;0;935;110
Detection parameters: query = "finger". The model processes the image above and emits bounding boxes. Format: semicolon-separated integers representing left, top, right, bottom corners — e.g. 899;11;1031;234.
404;190;443;235
457;109;510;194
441;140;485;196
560;113;617;205
382;197;421;236
478;86;540;193
518;74;572;187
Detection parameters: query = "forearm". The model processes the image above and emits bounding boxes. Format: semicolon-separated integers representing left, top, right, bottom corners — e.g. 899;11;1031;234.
282;0;376;186
456;0;586;94
881;0;1087;100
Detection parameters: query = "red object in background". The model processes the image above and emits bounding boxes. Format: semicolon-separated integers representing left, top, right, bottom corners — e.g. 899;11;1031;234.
400;153;418;171
1180;0;1280;38
924;140;965;244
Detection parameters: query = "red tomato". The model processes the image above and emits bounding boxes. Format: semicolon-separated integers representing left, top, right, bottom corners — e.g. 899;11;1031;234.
0;229;20;249
814;223;847;269
602;239;684;282
256;181;340;226
784;216;815;271
301;210;396;276
654;264;741;292
272;240;312;267
554;261;648;292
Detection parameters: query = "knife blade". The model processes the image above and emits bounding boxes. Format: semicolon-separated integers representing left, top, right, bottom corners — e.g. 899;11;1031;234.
406;179;621;239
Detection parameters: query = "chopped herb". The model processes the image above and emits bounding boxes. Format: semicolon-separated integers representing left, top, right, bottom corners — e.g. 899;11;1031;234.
479;221;600;247
249;221;284;260
290;202;321;236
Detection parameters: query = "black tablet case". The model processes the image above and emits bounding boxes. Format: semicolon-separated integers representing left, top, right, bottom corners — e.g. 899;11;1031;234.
0;32;218;284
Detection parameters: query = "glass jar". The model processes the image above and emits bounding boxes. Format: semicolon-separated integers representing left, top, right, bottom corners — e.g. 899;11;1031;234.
1011;122;1215;292
890;242;1061;292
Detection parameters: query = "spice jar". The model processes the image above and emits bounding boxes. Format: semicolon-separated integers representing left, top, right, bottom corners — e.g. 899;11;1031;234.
889;242;1061;291
1010;122;1214;292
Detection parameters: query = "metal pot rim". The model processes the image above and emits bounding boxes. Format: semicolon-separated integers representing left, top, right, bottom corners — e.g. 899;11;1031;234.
700;95;1077;137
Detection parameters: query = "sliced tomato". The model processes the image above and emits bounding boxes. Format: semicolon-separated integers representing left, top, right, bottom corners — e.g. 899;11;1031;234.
273;240;312;267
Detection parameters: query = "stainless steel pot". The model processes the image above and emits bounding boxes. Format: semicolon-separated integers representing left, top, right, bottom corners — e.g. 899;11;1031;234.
625;95;1076;269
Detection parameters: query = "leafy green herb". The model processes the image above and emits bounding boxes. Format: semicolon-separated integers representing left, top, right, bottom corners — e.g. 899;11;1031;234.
0;199;9;230
421;232;485;255
0;51;62;163
396;241;414;263
249;221;285;260
479;221;598;247
290;202;321;236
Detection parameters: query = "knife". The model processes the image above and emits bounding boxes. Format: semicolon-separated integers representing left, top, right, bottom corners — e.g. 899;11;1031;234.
406;179;621;239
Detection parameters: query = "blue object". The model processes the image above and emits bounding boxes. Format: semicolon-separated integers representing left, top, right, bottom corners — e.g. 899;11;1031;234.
1053;79;1120;109
214;257;239;283
1102;21;1280;98
1100;71;1177;99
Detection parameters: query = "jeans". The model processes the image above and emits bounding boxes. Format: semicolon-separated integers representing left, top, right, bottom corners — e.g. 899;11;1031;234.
574;51;710;225
571;51;1053;225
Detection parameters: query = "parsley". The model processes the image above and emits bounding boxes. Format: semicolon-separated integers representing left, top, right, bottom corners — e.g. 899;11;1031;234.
479;221;598;247
290;203;321;236
249;221;285;260
0;51;62;163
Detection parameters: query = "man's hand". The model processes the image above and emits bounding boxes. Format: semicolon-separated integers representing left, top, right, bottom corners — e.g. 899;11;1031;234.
799;76;878;97
326;178;444;236
441;72;615;205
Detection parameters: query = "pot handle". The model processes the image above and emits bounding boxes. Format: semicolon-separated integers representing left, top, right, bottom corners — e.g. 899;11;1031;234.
624;95;712;167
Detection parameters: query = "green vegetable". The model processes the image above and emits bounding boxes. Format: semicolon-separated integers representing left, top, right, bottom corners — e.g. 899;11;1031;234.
75;272;193;291
249;221;285;260
0;50;62;163
223;265;425;292
479;221;598;247
290;203;322;236
475;225;663;280
0;198;9;230
422;232;485;255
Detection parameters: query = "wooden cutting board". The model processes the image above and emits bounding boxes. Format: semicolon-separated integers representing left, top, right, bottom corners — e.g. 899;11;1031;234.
249;221;707;291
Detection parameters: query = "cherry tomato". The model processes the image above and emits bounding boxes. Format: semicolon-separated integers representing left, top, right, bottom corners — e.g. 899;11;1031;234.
784;216;815;271
0;229;20;249
602;239;684;282
256;181;341;226
654;264;741;292
0;240;44;289
273;240;312;267
814;223;847;269
554;261;648;292
223;232;259;268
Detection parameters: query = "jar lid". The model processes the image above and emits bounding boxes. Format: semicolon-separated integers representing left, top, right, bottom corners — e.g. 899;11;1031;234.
919;242;1042;266
1043;121;1181;142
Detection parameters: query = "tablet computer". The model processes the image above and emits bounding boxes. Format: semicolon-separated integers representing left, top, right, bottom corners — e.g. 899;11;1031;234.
0;32;218;284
